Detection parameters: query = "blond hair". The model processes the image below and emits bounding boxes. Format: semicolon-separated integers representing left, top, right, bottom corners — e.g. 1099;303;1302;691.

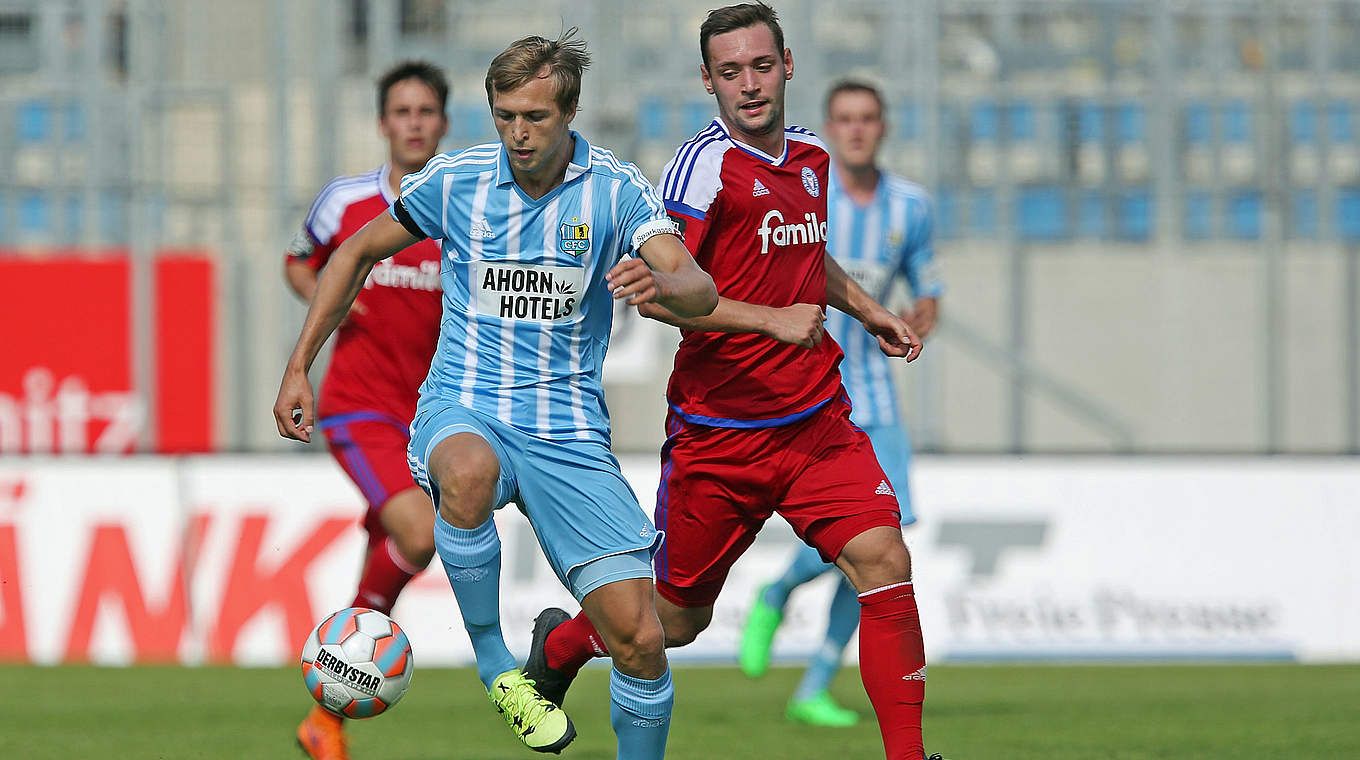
485;29;591;114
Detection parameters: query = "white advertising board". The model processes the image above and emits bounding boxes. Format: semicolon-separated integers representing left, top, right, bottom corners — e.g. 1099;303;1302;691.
0;456;1356;666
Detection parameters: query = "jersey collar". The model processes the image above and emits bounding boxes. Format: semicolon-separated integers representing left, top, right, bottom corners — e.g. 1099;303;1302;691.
377;164;397;204
712;118;788;166
494;130;593;188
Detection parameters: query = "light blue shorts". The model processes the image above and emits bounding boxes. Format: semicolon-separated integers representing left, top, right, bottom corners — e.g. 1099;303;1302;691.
407;399;661;601
861;423;915;525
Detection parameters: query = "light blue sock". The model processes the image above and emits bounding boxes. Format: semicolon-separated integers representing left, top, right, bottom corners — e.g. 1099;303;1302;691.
609;668;673;760
763;542;835;610
794;575;860;701
433;514;517;690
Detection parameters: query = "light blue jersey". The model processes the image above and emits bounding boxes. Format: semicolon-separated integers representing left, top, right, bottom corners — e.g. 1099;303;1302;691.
394;132;670;444
825;169;942;429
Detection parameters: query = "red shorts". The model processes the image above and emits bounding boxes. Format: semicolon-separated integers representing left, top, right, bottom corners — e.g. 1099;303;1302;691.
319;412;420;549
653;392;901;608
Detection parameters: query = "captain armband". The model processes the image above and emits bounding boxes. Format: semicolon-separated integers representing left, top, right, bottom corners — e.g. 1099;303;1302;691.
631;217;681;250
391;196;429;240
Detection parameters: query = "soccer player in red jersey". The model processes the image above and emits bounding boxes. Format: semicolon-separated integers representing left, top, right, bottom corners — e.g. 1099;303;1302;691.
285;60;448;760
526;5;940;759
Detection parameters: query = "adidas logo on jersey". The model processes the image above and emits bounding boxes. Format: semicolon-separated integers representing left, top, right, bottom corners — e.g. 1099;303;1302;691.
752;178;770;197
875;480;895;496
469;217;496;239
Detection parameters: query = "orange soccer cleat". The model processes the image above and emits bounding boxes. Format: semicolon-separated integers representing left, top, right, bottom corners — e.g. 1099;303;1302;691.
296;704;349;760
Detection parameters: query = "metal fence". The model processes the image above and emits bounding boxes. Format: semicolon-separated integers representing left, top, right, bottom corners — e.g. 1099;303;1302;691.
2;0;1359;454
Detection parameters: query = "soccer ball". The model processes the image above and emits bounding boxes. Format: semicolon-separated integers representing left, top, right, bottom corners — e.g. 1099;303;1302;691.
300;607;414;718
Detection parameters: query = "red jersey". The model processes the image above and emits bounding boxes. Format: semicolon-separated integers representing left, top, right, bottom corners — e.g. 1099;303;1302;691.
289;165;442;424
658;120;843;425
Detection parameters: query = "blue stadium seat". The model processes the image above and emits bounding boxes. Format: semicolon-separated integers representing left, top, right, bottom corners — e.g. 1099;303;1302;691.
970;101;998;141
100;189;127;242
1017;186;1065;240
934;187;959;239
1117;189;1151;241
1292;189;1319;238
1227;190;1262;239
1223;100;1252;143
18;191;52;233
17;98;51;143
638;96;668;141
1330;103;1355;144
968;189;996;236
1116;103;1146;144
1008;101;1036;141
62;100;85;143
1077;101;1103;142
896;104;919;141
1339;189;1360;241
681;101;712;136
1185;102;1213;145
1290;102;1317;145
450;103;487;141
1184;190;1213;239
1077;191;1106;237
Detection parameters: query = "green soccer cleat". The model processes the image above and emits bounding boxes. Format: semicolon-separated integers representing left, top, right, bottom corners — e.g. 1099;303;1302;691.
785;690;861;727
487;670;577;754
738;584;783;678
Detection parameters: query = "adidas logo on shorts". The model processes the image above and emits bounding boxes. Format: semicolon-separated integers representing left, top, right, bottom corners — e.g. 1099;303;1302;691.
875;479;895;496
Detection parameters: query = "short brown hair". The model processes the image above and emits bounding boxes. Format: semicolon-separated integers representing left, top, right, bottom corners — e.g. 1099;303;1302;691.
377;60;449;115
484;29;592;114
825;79;885;118
699;2;784;69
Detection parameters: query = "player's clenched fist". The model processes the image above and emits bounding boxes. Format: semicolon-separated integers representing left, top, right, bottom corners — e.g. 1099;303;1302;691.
762;302;827;348
864;307;923;362
273;367;316;443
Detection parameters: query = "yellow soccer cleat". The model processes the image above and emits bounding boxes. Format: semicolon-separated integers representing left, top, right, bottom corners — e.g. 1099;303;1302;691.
488;670;577;754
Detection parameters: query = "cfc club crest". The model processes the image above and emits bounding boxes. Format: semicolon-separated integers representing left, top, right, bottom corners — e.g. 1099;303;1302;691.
800;166;820;198
559;218;591;256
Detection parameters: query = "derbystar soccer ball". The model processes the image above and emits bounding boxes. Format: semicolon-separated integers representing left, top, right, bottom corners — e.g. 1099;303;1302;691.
300;607;413;718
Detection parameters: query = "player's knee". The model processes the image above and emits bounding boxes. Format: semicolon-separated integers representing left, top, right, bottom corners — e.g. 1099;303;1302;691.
660;611;709;648
606;613;666;673
840;528;912;589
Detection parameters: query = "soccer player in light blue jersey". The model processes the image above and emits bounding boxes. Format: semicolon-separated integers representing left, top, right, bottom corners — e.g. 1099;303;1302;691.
274;31;717;759
738;79;943;727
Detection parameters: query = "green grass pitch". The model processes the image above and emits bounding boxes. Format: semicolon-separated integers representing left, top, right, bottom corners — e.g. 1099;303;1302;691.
1;664;1357;759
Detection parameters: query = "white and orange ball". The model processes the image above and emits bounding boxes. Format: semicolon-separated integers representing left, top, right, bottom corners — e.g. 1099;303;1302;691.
300;607;413;718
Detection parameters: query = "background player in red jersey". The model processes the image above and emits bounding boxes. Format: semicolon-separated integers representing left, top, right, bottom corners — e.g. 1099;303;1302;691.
525;5;941;760
284;60;448;760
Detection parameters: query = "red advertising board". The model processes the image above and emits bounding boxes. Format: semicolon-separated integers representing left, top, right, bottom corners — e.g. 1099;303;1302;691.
0;250;215;453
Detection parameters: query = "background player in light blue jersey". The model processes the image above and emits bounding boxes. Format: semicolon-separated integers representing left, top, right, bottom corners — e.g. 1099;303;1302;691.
274;31;716;760
738;79;943;727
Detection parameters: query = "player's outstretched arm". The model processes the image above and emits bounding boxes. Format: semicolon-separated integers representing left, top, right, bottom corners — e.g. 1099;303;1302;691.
609;232;718;318
273;212;418;442
825;253;923;361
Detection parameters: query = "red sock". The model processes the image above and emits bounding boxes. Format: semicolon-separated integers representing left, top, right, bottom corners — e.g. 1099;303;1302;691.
350;537;422;615
858;582;927;760
544;611;609;676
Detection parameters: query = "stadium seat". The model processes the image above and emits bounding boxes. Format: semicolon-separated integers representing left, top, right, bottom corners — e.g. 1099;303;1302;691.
969;188;997;237
1339;189;1360;241
17;98;51;143
934;186;959;239
1007;100;1043;183
1184;102;1213;185
1117;188;1151;241
1330;103;1360;184
1227;190;1262;240
1017;185;1066;240
1184;189;1213;239
1076;100;1105;186
1222;100;1256;185
62;100;85;143
967;100;999;185
1290;102;1321;185
1077;191;1106;238
1115;103;1149;183
681;101;712;136
1292;189;1319;239
638;96;668;141
18;191;51;234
